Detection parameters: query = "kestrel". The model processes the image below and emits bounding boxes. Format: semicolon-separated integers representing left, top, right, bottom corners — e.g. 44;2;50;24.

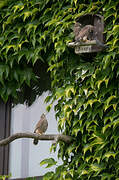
73;22;82;41
33;113;48;145
74;23;94;42
73;22;106;48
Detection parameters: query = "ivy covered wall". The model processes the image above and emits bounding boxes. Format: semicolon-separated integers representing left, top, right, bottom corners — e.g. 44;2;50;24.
0;0;119;179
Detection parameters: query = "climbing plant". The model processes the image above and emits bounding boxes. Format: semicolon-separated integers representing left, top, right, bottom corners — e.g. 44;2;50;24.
0;0;119;179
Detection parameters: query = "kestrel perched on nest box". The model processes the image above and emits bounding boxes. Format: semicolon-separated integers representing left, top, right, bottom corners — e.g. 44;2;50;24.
33;113;48;145
74;23;94;42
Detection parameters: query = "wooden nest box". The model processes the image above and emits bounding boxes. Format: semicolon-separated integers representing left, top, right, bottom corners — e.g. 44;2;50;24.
68;14;105;54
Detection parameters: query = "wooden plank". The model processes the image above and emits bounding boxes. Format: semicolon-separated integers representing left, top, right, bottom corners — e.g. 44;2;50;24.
0;100;6;175
75;45;92;53
92;15;104;52
93;15;104;42
0;100;11;175
4;100;11;175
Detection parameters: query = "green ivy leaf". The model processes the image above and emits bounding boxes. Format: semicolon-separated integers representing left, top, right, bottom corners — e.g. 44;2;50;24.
43;172;54;180
40;158;57;168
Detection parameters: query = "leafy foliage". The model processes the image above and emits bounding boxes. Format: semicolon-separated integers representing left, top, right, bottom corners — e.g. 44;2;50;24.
0;0;119;179
0;174;11;180
40;158;57;168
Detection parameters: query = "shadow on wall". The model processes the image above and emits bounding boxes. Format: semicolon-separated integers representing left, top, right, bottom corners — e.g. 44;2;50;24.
13;60;51;107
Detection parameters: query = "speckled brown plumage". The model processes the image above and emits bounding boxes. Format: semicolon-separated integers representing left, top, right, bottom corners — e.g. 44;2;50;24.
74;23;94;42
73;22;82;41
33;114;48;145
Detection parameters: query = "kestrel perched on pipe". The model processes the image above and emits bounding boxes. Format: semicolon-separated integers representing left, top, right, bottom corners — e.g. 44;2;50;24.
33;113;48;145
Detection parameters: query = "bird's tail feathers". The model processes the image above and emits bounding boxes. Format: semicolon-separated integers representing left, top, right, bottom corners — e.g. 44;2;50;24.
33;139;38;145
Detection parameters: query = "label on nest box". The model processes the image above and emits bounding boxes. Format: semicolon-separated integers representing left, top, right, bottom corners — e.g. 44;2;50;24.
75;45;92;54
